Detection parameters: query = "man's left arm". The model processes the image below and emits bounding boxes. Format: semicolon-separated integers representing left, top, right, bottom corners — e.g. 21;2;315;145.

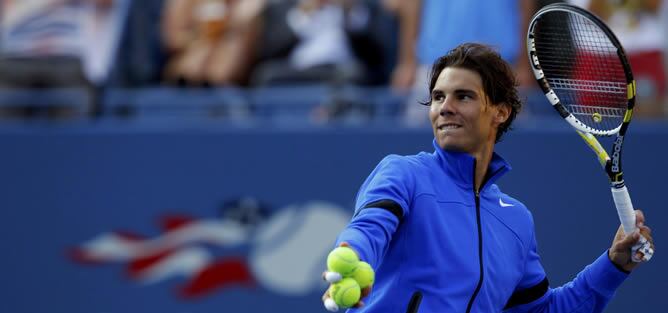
504;210;654;313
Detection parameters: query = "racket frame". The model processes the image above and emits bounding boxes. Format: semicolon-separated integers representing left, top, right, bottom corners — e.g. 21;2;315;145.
527;3;652;262
527;2;634;187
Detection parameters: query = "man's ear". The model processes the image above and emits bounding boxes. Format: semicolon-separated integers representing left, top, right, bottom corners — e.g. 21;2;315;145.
494;103;511;126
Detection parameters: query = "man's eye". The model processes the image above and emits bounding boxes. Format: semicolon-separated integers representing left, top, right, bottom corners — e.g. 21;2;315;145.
433;94;445;102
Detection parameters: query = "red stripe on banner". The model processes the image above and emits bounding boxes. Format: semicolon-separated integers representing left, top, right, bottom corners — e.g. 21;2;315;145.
126;249;175;278
160;214;195;231
114;230;145;241
67;248;105;264
179;257;255;298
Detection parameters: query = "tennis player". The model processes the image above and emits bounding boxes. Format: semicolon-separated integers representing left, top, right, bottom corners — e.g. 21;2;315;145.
322;43;654;313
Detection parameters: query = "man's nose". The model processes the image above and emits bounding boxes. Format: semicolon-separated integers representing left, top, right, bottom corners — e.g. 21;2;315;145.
439;97;455;116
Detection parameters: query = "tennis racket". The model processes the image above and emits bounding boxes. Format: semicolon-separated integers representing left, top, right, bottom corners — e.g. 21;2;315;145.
527;3;653;262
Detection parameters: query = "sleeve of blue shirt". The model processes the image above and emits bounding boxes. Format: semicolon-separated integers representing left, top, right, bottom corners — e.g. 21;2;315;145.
334;155;415;268
504;224;629;313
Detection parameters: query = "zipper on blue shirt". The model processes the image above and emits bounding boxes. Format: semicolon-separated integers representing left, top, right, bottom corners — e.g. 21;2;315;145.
465;160;503;313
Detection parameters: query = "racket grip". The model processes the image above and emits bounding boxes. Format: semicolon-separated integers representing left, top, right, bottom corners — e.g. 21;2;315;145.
611;186;636;235
610;186;653;262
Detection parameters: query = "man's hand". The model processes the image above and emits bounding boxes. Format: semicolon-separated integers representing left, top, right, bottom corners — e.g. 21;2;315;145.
608;210;655;272
322;242;373;312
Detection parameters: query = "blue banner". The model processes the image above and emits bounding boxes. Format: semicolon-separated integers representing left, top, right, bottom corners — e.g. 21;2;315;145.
1;122;666;313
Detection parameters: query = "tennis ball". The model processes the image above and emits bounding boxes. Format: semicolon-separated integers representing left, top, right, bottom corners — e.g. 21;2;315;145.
351;261;375;289
592;112;602;123
327;246;359;276
329;278;361;308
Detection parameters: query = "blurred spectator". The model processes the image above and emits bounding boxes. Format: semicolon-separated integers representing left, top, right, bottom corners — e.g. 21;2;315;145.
574;0;667;117
0;0;128;86
384;0;536;125
161;0;265;86
249;0;389;86
0;0;129;116
110;0;167;87
663;0;668;115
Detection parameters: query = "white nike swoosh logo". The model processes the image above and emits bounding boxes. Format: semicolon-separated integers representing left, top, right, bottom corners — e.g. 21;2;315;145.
499;199;514;207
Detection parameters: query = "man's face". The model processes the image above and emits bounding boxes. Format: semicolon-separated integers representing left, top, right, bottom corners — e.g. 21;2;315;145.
429;67;508;156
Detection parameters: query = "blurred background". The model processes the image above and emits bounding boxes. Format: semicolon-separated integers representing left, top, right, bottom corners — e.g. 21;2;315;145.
0;0;665;312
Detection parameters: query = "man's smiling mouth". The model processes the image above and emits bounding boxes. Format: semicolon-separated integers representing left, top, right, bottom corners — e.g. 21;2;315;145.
438;123;462;131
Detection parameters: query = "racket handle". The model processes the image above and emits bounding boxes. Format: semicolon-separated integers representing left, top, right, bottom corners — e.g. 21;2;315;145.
610;186;653;262
611;186;636;235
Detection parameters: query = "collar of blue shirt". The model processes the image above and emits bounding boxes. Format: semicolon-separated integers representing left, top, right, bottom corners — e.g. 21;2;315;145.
431;139;511;191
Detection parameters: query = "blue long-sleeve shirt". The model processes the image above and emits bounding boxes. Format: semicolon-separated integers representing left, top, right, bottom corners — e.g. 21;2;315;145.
336;140;628;312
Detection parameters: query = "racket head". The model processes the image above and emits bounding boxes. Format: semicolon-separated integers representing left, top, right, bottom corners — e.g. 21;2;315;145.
527;3;635;136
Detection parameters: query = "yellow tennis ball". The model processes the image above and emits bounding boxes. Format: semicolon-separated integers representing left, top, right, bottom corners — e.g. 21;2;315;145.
327;246;359;276
351;261;375;289
592;112;602;123
329;278;361;308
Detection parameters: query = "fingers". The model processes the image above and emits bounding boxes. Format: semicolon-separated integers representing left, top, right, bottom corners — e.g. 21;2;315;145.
609;211;654;271
322;289;330;302
633;210;654;261
324;271;342;283
361;285;372;298
615;230;641;252
322;274;372;311
638;225;654;251
322;281;337;312
325;296;367;311
639;225;652;239
324;298;339;312
322;284;339;312
323;242;370;311
616;210;652;249
635;210;645;226
322;285;367;311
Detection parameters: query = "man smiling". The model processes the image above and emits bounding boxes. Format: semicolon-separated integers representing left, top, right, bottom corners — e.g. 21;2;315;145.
322;43;654;313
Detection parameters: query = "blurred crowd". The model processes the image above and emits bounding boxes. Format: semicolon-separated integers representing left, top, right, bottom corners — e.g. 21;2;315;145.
0;0;666;122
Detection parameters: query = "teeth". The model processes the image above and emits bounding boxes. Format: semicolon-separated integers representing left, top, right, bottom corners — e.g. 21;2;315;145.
440;125;460;130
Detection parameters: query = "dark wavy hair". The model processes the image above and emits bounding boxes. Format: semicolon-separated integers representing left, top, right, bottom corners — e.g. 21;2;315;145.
423;43;522;142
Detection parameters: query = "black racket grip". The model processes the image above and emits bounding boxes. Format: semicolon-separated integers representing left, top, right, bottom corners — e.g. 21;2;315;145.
405;291;423;313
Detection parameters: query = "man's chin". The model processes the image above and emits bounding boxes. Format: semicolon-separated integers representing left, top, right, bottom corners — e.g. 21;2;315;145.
437;140;466;152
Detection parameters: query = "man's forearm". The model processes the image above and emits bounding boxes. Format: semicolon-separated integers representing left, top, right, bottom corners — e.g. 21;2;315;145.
335;208;400;268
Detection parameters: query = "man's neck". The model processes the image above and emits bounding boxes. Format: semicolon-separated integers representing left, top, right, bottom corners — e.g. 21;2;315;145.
472;143;495;192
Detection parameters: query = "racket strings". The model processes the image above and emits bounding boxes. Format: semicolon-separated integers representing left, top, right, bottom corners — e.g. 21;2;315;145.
533;10;627;132
568;105;625;118
547;78;626;93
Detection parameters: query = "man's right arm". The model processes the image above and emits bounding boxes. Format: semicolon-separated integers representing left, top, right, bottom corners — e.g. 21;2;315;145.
322;155;414;311
335;154;414;269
